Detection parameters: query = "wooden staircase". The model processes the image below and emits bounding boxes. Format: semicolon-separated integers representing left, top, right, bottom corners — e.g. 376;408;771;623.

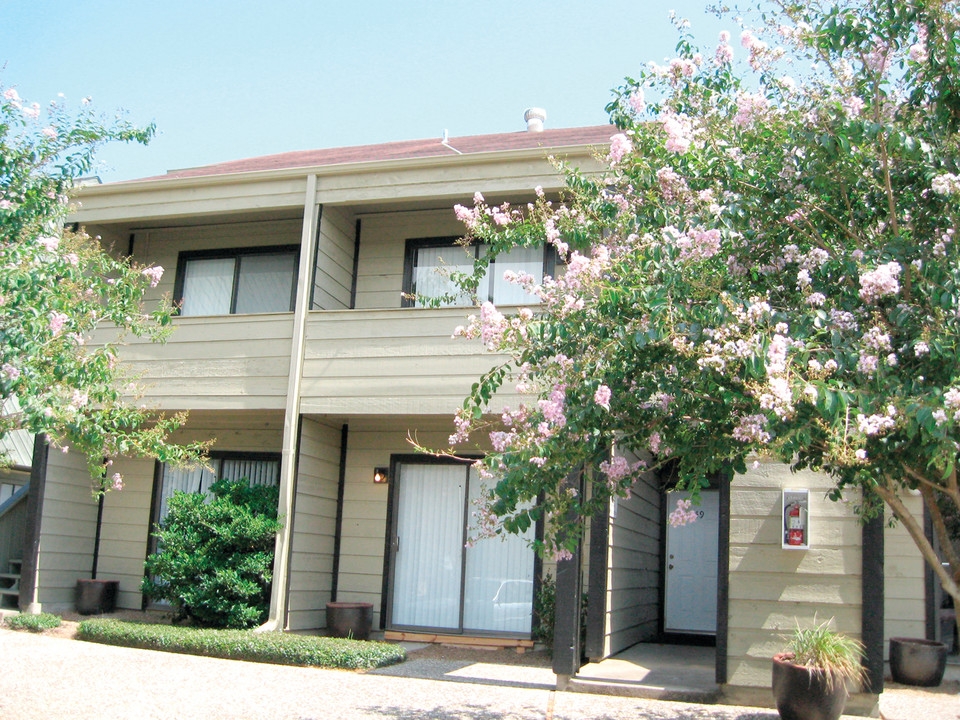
0;558;21;610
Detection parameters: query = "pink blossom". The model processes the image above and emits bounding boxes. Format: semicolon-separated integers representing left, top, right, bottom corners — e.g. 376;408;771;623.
628;89;646;114
111;473;124;491
1;363;20;380
914;341;930;356
141;265;164;287
908;26;928;63
842;96;865;118
609;133;633;164
668;498;699;527
479;301;506;350
22;103;40;120
49;311;69;335
64;253;79;266
41;127;57;140
715;42;734;64
38;236;59;251
660;113;693;154
3;88;21;103
648;431;662;454
857;408;896;436
858;262;901;303
594;384;612;410
732;414;771;443
734;92;768;129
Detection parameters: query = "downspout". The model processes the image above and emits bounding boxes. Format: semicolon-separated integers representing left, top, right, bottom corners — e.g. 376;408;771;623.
261;173;320;632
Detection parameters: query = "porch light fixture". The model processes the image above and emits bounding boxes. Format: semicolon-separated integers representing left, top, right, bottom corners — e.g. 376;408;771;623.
373;467;390;484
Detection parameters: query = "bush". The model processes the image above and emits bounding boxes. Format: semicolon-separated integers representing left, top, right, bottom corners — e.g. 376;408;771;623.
4;612;62;632
78;619;406;669
141;478;283;628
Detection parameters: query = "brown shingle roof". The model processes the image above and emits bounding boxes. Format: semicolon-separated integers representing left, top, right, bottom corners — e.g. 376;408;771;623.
134;125;615;182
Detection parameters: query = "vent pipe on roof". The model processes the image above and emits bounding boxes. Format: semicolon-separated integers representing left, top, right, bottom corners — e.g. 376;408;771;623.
524;108;546;132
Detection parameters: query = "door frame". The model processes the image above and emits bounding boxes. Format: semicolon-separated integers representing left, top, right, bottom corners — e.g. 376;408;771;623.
380;453;538;638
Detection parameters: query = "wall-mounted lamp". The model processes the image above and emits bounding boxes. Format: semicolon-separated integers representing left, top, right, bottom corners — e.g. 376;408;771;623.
373;467;390;484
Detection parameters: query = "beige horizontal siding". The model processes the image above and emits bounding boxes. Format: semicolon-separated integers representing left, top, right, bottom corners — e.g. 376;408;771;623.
883;492;926;649
726;462;863;690
313;206;356;311
602;449;661;657
313;154;596;207
301;308;518;416
354;208;468;310
333;420;463;630
34;447;99;612
94;315;294;411
286;417;341;631
73;177;309;224
94;411;284;610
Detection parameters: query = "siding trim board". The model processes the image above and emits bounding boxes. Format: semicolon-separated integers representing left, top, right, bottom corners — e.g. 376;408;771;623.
330;423;349;602
350;219;361;309
142;460;164;610
308;205;324;310
282;415;304;630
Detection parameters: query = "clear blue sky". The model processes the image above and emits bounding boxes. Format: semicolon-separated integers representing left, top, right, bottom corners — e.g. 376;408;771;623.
2;1;732;182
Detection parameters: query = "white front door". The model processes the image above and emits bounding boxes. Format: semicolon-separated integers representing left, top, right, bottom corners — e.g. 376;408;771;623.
664;490;719;634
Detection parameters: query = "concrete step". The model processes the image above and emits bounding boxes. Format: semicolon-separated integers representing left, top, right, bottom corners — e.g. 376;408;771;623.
566;676;721;703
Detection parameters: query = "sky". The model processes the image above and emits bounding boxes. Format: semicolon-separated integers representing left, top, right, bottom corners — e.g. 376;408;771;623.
2;1;733;183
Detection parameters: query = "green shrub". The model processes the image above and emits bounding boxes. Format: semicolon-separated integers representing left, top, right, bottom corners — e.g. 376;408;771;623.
78;619;406;669
141;478;283;629
4;612;62;632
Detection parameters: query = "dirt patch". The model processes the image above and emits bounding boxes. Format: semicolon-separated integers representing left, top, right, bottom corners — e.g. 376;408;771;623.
5;608;178;641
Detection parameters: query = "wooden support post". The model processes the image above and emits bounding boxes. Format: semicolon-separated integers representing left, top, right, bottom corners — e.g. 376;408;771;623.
862;511;885;694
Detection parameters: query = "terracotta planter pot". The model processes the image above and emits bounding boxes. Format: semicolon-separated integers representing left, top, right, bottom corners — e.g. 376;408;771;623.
75;579;119;615
325;601;373;640
889;637;948;687
772;653;849;720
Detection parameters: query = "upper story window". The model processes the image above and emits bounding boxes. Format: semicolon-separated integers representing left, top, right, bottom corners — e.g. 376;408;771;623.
402;237;553;308
174;245;298;316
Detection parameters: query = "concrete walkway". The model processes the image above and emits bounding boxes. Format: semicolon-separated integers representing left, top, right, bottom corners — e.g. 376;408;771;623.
7;627;956;720
0;628;784;720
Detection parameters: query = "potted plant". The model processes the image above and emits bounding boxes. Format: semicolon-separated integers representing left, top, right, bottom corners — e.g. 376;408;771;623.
772;619;864;720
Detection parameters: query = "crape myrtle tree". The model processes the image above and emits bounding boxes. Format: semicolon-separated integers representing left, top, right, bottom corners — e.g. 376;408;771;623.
0;86;208;490
437;1;960;608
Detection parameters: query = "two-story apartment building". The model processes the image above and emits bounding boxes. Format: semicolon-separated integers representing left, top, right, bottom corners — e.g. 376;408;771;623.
1;118;935;709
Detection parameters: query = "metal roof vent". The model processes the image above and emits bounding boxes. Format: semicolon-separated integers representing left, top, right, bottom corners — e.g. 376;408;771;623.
524;108;546;132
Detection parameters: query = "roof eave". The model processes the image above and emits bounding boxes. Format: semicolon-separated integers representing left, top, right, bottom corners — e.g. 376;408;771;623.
76;142;608;198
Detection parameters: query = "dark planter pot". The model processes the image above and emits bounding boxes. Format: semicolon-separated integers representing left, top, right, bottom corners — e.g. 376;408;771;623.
325;601;373;640
772;653;848;720
889;637;948;687
75;579;119;615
